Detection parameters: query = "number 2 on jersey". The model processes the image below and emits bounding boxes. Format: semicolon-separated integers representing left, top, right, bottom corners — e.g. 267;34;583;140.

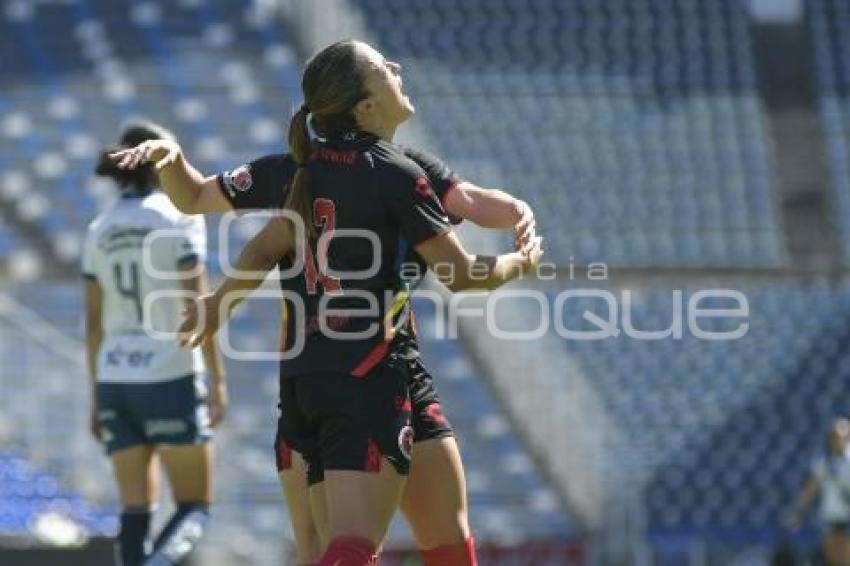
304;198;342;295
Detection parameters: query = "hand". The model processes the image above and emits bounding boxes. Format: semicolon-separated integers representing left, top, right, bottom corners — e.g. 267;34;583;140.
209;383;228;427
89;405;101;442
512;201;536;256
178;293;226;349
109;139;182;172
520;236;544;271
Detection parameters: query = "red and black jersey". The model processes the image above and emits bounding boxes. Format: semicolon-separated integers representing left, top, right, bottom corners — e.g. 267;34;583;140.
217;144;463;218
217;133;458;378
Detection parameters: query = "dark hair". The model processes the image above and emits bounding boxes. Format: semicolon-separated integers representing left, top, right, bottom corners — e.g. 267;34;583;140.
95;120;175;196
284;40;371;238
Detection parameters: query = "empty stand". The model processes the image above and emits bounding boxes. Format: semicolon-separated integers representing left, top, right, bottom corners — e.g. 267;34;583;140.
352;0;785;266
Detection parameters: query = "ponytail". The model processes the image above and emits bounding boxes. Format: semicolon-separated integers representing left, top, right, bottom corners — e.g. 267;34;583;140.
284;40;372;237
284;104;317;240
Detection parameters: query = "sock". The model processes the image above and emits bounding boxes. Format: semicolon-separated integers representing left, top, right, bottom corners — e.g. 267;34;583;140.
318;536;376;566
116;507;152;566
421;537;477;566
144;502;210;566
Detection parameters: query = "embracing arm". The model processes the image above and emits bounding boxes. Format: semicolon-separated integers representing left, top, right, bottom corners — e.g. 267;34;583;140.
444;182;524;229
110;140;231;213
444;181;536;252
414;230;543;292
178;216;295;347
179;261;228;426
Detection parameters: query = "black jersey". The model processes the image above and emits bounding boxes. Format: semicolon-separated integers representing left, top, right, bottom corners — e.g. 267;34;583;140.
217;133;455;378
217;145;463;219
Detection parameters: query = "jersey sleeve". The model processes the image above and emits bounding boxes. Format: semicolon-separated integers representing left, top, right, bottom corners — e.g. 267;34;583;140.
81;222;101;281
216;154;295;210
402;146;463;225
173;214;207;266
384;158;453;246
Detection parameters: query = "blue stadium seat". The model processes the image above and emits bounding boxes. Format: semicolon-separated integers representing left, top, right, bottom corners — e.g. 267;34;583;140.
496;282;850;544
351;0;784;267
809;0;850;262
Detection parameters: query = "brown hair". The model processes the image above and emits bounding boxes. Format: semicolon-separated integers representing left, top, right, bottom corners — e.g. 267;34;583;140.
95;120;176;195
284;40;371;238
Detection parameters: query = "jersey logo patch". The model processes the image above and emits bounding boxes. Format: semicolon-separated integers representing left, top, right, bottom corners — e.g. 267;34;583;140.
223;164;253;196
398;424;414;461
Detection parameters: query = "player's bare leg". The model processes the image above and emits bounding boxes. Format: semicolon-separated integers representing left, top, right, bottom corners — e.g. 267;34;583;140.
401;436;476;564
280;450;323;565
112;445;159;507
110;445;159;565
307;479;331;551
824;529;850;566
318;463;406;564
146;444;213;565
401;436;469;546
158;444;212;504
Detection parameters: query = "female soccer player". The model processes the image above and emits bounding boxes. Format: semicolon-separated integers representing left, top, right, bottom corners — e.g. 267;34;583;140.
787;418;850;566
84;121;227;566
111;50;536;566
175;40;541;565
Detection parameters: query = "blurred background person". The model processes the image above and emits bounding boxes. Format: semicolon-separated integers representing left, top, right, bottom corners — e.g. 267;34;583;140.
84;121;227;565
787;418;850;566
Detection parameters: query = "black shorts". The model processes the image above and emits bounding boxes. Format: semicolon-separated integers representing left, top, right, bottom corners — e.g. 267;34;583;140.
275;354;415;485
274;352;454;477
97;374;212;455
405;352;454;443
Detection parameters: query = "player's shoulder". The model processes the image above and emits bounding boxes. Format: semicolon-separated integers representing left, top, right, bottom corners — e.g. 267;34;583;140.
225;153;294;183
221;153;294;198
371;140;429;181
85;197;120;235
141;191;181;220
140;192;204;229
235;153;294;177
397;143;431;163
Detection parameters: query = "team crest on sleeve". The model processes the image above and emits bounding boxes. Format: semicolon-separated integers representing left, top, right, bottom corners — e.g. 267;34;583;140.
414;177;435;199
223;164;253;195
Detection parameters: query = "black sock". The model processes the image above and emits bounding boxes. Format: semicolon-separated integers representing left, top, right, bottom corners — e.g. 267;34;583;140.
145;502;210;566
116;507;152;566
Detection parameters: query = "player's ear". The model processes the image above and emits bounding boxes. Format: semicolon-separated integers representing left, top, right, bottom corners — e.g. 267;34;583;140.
353;97;375;121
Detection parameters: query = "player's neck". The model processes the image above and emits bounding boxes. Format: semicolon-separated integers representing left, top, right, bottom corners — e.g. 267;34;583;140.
360;123;397;141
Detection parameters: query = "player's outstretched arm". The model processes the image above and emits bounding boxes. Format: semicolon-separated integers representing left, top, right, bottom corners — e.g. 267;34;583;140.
414;230;543;292
179;261;229;426
177;216;295;348
109;140;231;213
444;182;537;255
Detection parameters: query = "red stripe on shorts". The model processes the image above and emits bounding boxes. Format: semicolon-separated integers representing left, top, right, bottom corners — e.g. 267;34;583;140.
365;439;382;473
276;437;293;471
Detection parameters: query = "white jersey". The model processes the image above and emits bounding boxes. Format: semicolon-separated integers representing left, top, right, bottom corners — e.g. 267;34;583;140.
82;192;207;384
813;450;850;523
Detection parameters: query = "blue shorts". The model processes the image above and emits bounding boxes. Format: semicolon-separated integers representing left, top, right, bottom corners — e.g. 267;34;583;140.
97;374;212;455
